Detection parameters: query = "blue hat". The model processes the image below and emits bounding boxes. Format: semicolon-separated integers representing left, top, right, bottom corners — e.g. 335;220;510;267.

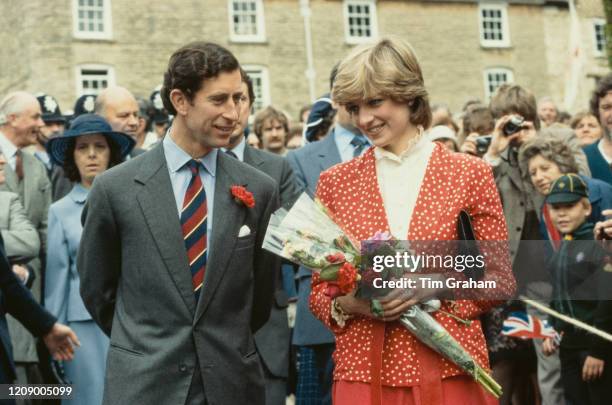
46;114;135;166
36;94;66;124
545;174;589;205
303;94;334;142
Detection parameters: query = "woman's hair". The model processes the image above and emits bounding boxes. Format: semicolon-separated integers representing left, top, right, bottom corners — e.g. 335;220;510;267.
63;136;124;182
331;37;432;129
518;135;578;179
253;106;290;139
569;110;599;129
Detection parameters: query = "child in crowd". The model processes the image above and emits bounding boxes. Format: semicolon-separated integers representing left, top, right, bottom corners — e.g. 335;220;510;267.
542;173;612;405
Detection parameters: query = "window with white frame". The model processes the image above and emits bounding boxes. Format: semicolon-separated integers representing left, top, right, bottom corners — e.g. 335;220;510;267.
242;66;270;114
76;65;115;96
228;0;266;42
73;0;112;39
344;0;378;44
479;4;510;48
483;68;514;100
593;19;606;57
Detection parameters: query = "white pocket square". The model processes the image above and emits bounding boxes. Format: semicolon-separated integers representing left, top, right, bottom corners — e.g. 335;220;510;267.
238;225;251;237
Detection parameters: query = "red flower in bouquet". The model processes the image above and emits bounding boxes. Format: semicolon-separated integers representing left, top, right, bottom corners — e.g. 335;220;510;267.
231;185;255;208
324;283;342;299
337;263;358;294
326;252;346;264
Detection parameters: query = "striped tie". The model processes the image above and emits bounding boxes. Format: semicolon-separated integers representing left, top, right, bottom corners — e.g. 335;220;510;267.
180;160;207;302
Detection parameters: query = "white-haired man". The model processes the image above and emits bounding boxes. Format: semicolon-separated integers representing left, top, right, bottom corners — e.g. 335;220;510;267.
0;91;53;390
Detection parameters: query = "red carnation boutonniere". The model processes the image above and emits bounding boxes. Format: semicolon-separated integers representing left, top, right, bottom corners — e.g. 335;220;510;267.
231;185;255;208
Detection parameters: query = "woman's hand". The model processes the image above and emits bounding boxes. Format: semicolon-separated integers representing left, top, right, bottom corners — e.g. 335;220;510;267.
582;356;605;381
335;295;375;318
376;273;449;322
542;337;558;356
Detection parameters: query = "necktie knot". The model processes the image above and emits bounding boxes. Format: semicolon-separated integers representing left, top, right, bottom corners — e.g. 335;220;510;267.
186;159;200;176
350;136;367;157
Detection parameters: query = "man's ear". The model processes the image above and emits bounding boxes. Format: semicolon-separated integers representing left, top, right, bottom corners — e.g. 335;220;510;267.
170;89;189;116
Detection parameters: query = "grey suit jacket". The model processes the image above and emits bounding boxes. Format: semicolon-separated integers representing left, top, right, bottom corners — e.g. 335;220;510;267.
286;131;341;346
243;145;299;379
0;152;50;363
0;191;40;261
77;143;279;405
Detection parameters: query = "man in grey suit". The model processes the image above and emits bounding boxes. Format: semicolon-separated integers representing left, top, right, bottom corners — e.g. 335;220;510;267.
286;86;368;404
0;91;52;392
77;42;279;405
224;69;299;405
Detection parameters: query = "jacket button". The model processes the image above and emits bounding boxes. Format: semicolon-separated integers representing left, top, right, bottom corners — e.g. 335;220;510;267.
179;364;187;372
516;227;522;232
520;202;524;207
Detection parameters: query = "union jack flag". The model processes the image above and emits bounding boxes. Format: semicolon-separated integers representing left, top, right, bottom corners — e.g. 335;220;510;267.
502;311;560;343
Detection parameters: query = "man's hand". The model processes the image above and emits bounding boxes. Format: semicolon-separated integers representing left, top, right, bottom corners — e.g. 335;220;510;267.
542;337;558;356
460;133;480;156
485;115;522;161
582;355;605;381
42;323;80;361
594;209;612;241
11;264;29;284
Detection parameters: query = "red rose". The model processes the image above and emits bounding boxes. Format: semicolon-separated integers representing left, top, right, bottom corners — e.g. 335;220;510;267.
230;185;255;208
325;252;346;264
324;283;342;299
337;263;358;294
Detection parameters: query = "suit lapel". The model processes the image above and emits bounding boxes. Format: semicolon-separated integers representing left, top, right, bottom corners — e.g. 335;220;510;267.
317;130;342;173
243;145;264;168
21;154;39;212
1;163;19;196
194;152;246;324
134;145;196;315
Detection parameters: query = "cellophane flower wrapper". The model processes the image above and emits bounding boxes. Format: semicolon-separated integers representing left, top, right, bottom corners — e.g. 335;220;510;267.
263;192;502;398
263;193;360;272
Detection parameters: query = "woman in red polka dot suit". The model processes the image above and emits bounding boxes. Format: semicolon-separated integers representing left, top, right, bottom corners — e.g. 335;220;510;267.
309;37;516;405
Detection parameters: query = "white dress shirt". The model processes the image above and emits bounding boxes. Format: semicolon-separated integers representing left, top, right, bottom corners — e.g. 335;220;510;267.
0;131;19;171
374;130;434;239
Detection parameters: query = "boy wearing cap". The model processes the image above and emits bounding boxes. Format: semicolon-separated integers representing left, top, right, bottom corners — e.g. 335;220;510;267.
542;173;612;404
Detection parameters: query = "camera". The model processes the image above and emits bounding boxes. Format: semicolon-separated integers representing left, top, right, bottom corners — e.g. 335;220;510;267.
475;135;492;156
502;116;525;136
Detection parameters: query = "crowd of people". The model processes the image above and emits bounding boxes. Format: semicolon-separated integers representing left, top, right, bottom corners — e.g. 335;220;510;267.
0;37;611;405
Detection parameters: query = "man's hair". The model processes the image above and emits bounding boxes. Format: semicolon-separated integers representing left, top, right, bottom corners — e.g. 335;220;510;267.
239;68;256;107
62;137;124;182
332;36;432;129
253;106;289;138
161;42;240;115
538;96;557;112
463;104;495;136
489;84;541;130
570;110;599;129
0;91;33;125
518;133;579;179
590;73;612;122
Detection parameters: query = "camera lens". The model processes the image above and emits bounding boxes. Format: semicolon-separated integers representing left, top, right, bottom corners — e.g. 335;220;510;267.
502;116;525;136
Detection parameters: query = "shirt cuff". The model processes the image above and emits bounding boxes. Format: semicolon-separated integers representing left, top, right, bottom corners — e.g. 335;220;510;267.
483;153;502;167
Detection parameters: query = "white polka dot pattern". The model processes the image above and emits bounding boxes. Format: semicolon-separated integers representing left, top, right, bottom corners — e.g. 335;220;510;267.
309;144;516;387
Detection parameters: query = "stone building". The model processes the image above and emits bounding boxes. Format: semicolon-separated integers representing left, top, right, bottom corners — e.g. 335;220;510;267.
0;0;608;120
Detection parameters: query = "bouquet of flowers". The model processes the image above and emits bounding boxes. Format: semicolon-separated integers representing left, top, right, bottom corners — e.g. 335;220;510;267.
263;193;502;398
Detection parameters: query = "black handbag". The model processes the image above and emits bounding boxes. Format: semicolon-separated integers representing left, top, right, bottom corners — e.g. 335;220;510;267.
457;210;485;280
